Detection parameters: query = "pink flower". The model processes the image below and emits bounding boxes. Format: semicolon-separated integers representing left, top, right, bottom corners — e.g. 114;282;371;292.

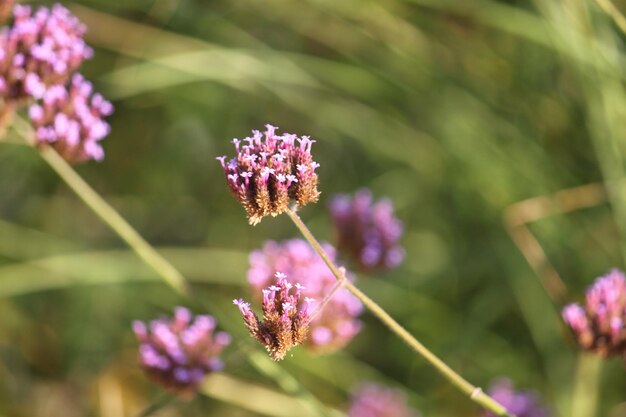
348;383;420;417
249;239;363;353
133;307;230;397
234;272;312;360
484;378;550;417
28;73;113;163
562;269;626;357
0;3;92;102
330;189;404;271
217;124;320;225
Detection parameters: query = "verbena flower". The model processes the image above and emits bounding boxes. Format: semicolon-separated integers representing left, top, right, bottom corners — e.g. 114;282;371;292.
562;269;626;358
234;272;313;361
248;239;363;353
348;383;420;417
484;379;550;417
329;189;404;271
0;3;92;102
0;3;113;163
132;307;231;397
28;73;113;162
217;124;320;225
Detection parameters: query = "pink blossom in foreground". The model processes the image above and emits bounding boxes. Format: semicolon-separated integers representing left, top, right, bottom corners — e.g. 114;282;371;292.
217;124;320;225
234;272;313;360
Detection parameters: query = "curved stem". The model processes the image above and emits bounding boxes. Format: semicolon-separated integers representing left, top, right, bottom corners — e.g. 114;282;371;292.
12;116;189;295
285;206;514;417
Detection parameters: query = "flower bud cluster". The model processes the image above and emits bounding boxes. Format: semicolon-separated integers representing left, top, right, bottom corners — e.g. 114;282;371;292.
329;189;404;271
0;3;113;163
132;307;231;397
217;124;320;225
562;269;626;357
483;379;550;417
234;272;314;360
248;239;363;353
347;383;420;417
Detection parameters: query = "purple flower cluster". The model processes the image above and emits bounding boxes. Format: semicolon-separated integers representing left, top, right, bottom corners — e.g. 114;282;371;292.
29;74;112;162
0;3;92;101
484;379;550;417
347;383;420;417
562;269;626;357
0;3;112;163
217;124;320;225
329;189;404;271
132;307;231;397
248;239;363;353
234;272;314;361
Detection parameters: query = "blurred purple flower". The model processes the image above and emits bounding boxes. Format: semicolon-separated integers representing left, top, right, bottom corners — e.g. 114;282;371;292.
348;383;420;417
329;189;404;272
484;379;549;417
248;239;363;353
562;269;626;357
234;272;313;361
0;3;113;163
133;307;231;397
217;124;320;225
28;73;113;163
0;3;92;102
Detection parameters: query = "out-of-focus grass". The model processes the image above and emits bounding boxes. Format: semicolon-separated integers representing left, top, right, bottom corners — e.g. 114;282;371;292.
2;0;626;415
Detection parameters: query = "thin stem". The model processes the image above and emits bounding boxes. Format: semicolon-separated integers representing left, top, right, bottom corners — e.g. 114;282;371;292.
571;353;602;417
12;116;189;295
308;268;345;322
285;206;514;417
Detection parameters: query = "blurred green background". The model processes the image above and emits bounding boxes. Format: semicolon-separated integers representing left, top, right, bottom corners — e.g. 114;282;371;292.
1;0;626;415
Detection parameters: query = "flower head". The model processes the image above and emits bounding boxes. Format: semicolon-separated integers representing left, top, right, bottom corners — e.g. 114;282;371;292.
562;269;626;357
28;73;113;163
329;189;404;271
248;239;363;353
132;307;231;397
484;379;550;417
348;383;420;417
217;124;320;225
0;3;92;102
234;272;313;360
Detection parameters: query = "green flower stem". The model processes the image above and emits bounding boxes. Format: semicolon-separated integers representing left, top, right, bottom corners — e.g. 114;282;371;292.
12;116;189;295
39;146;189;295
285;206;514;417
571;353;601;417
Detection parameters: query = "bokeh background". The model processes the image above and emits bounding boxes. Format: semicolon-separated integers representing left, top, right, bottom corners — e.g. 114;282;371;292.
1;0;626;415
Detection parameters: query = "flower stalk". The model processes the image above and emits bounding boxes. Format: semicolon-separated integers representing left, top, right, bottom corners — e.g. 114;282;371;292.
9;115;189;295
285;206;515;417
